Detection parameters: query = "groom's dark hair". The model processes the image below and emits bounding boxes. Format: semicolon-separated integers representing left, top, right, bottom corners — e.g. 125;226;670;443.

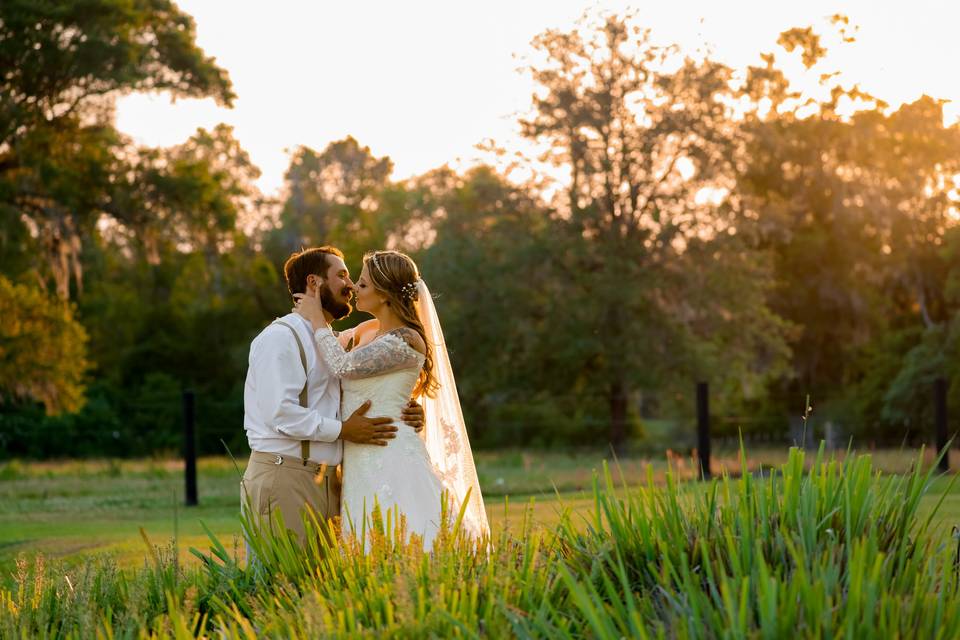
283;246;344;297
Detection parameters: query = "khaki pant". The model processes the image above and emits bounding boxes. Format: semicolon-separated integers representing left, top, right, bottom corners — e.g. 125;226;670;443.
241;451;341;545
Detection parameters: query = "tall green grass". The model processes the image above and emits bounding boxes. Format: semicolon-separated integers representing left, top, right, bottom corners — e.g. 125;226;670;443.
3;445;959;638
528;444;960;638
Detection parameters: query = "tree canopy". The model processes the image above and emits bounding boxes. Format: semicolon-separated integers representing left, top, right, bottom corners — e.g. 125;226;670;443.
2;7;958;456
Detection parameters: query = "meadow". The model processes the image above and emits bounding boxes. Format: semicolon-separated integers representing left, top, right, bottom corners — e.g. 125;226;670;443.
5;447;960;575
3;446;960;637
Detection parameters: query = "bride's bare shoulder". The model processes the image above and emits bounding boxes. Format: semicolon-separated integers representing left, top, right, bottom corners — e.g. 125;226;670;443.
393;327;426;355
353;318;379;337
341;318;379;348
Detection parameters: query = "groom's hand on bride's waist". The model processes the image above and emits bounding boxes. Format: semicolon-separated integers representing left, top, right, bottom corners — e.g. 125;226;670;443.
341;399;398;446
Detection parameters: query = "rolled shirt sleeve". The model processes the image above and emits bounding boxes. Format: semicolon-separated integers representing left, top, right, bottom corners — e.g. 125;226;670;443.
253;329;342;442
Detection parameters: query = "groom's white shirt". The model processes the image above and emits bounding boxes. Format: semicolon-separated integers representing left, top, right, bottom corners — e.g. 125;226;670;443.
243;312;343;464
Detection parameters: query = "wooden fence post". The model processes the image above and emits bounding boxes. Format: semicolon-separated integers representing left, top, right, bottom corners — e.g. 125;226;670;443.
696;382;711;479
183;389;198;506
935;378;949;473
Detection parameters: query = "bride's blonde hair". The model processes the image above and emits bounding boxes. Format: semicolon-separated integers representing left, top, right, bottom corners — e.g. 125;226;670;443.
364;250;438;398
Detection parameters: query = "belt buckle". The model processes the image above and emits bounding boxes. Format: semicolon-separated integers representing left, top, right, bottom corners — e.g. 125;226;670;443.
274;455;283;466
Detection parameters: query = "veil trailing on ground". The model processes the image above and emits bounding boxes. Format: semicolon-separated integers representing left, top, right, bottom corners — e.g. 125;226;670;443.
414;279;489;540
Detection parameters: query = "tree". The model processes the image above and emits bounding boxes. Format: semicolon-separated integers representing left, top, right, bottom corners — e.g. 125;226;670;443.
0;0;233;148
80;124;281;389
72;126;282;455
407;165;559;444
0;276;88;414
519;12;791;449
266;137;402;274
737;21;960;434
0;0;235;298
108;124;261;266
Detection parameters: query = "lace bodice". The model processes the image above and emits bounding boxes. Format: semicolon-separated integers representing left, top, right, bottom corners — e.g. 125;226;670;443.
312;311;488;549
313;326;441;550
313;328;425;421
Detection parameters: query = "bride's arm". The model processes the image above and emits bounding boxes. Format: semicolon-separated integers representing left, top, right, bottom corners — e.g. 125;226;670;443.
314;327;422;379
294;289;420;378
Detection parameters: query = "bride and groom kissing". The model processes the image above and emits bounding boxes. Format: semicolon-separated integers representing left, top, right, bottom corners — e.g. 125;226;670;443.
241;246;488;553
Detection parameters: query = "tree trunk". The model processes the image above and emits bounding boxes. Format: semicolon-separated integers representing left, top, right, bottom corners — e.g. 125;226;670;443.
606;286;629;454
917;283;935;329
609;377;628;454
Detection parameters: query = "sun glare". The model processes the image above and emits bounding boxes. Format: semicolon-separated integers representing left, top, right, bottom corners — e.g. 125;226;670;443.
114;1;960;197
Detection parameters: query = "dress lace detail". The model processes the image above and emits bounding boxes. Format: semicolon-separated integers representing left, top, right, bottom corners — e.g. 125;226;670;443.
312;300;489;549
314;328;424;378
312;326;442;550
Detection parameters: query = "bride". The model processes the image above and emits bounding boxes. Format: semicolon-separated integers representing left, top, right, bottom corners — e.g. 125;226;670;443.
294;250;488;550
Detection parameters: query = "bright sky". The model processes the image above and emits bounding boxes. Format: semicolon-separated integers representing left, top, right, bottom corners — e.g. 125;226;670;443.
116;0;960;196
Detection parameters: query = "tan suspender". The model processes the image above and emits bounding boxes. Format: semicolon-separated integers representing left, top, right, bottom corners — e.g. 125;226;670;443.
273;320;311;465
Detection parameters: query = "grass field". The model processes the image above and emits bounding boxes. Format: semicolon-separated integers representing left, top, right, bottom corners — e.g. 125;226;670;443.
4;446;960;580
5;445;960;637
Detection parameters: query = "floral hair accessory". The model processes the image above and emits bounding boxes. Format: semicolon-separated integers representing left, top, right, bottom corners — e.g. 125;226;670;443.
400;280;420;302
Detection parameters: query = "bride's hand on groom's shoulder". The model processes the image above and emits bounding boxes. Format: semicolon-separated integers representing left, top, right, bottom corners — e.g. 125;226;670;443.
293;291;325;331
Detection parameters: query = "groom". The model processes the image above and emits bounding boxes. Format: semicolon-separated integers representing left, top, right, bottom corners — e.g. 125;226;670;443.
241;246;424;544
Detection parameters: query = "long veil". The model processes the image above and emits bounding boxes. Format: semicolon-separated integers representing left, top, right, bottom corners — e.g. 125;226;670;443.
414;280;490;539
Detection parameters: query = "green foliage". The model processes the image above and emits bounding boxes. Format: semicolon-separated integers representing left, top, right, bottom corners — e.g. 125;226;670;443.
0;0;233;142
2;4;960;453
738;23;960;429
2;544;203;637
0;125;280;458
409;166;563;444
833;325;924;441
0;276;88;414
524;446;960;637
264;137;402;278
881;328;948;433
518;12;793;448
2;447;959;636
0;0;235;299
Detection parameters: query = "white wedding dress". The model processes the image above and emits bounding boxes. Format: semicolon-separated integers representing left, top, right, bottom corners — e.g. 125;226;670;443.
342;360;445;548
312;280;489;551
315;329;443;548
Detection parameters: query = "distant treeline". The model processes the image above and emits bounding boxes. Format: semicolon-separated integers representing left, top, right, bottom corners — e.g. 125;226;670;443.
2;5;959;457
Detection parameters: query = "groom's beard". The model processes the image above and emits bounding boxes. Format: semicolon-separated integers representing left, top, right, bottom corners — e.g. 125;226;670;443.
320;284;352;320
